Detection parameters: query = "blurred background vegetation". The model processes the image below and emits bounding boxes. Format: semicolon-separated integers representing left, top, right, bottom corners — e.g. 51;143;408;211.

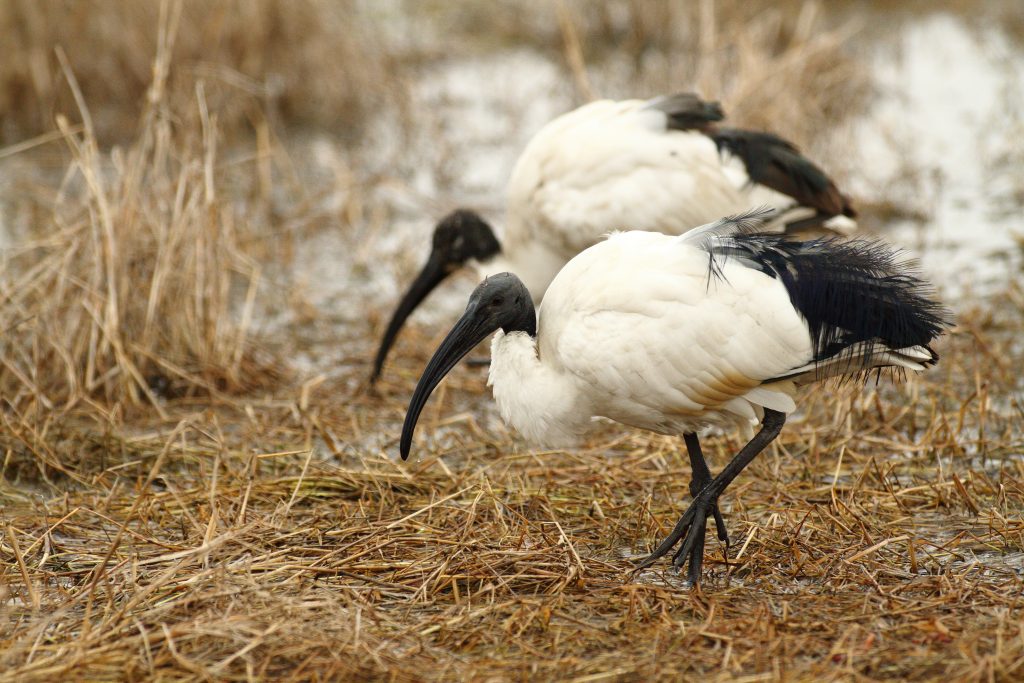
0;0;883;412
0;0;876;145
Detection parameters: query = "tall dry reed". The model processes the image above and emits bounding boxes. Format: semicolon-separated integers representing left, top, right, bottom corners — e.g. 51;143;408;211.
0;2;275;425
0;0;392;144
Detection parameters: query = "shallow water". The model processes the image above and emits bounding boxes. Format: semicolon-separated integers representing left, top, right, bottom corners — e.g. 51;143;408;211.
856;11;1024;292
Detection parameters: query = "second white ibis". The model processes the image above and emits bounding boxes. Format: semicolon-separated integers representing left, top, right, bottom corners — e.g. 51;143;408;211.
371;93;856;381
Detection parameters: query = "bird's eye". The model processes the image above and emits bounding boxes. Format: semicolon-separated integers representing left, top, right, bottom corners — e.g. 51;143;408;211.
492;296;504;307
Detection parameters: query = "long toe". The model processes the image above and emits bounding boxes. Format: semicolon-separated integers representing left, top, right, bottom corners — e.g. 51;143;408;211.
686;534;706;585
671;509;707;574
711;504;729;547
634;504;699;571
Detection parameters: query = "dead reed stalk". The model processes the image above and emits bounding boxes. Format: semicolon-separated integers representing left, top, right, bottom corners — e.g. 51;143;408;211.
0;1;275;422
0;0;393;145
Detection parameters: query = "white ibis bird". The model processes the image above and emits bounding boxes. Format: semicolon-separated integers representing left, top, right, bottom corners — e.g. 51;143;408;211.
399;210;949;585
371;93;856;381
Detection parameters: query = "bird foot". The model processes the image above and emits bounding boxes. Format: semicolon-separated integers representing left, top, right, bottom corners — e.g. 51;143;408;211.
634;490;727;585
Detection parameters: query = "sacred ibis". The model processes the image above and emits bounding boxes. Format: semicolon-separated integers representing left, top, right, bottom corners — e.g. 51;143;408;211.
371;93;856;381
399;210;949;585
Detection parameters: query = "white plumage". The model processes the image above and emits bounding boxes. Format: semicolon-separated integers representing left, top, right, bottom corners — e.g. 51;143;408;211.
501;99;744;283
500;96;852;284
372;93;856;381
400;212;949;585
489;230;810;445
491;227;936;444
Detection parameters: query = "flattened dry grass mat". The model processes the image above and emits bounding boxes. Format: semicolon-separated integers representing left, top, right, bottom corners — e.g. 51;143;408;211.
1;301;1023;682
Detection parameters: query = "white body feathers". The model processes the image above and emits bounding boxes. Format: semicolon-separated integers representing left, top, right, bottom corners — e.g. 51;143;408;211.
489;97;850;301
487;228;933;447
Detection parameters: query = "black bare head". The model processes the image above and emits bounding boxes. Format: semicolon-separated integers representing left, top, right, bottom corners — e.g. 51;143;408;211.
460;273;537;340
431;209;502;266
400;273;535;460
370;209;501;383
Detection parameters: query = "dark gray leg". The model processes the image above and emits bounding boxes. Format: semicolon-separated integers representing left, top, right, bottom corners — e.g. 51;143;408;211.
636;410;787;584
684;433;729;548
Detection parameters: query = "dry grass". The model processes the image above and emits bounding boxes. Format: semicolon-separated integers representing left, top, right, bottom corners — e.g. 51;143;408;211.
2;1;1023;681
424;0;872;150
1;298;1022;681
0;7;283;422
0;0;396;145
0;0;870;149
601;0;872;142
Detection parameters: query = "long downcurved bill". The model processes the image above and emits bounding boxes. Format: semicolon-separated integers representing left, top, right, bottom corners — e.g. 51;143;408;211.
400;302;495;460
371;252;455;383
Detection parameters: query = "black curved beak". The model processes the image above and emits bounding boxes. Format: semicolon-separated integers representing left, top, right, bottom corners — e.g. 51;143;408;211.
399;302;496;460
371;251;455;383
